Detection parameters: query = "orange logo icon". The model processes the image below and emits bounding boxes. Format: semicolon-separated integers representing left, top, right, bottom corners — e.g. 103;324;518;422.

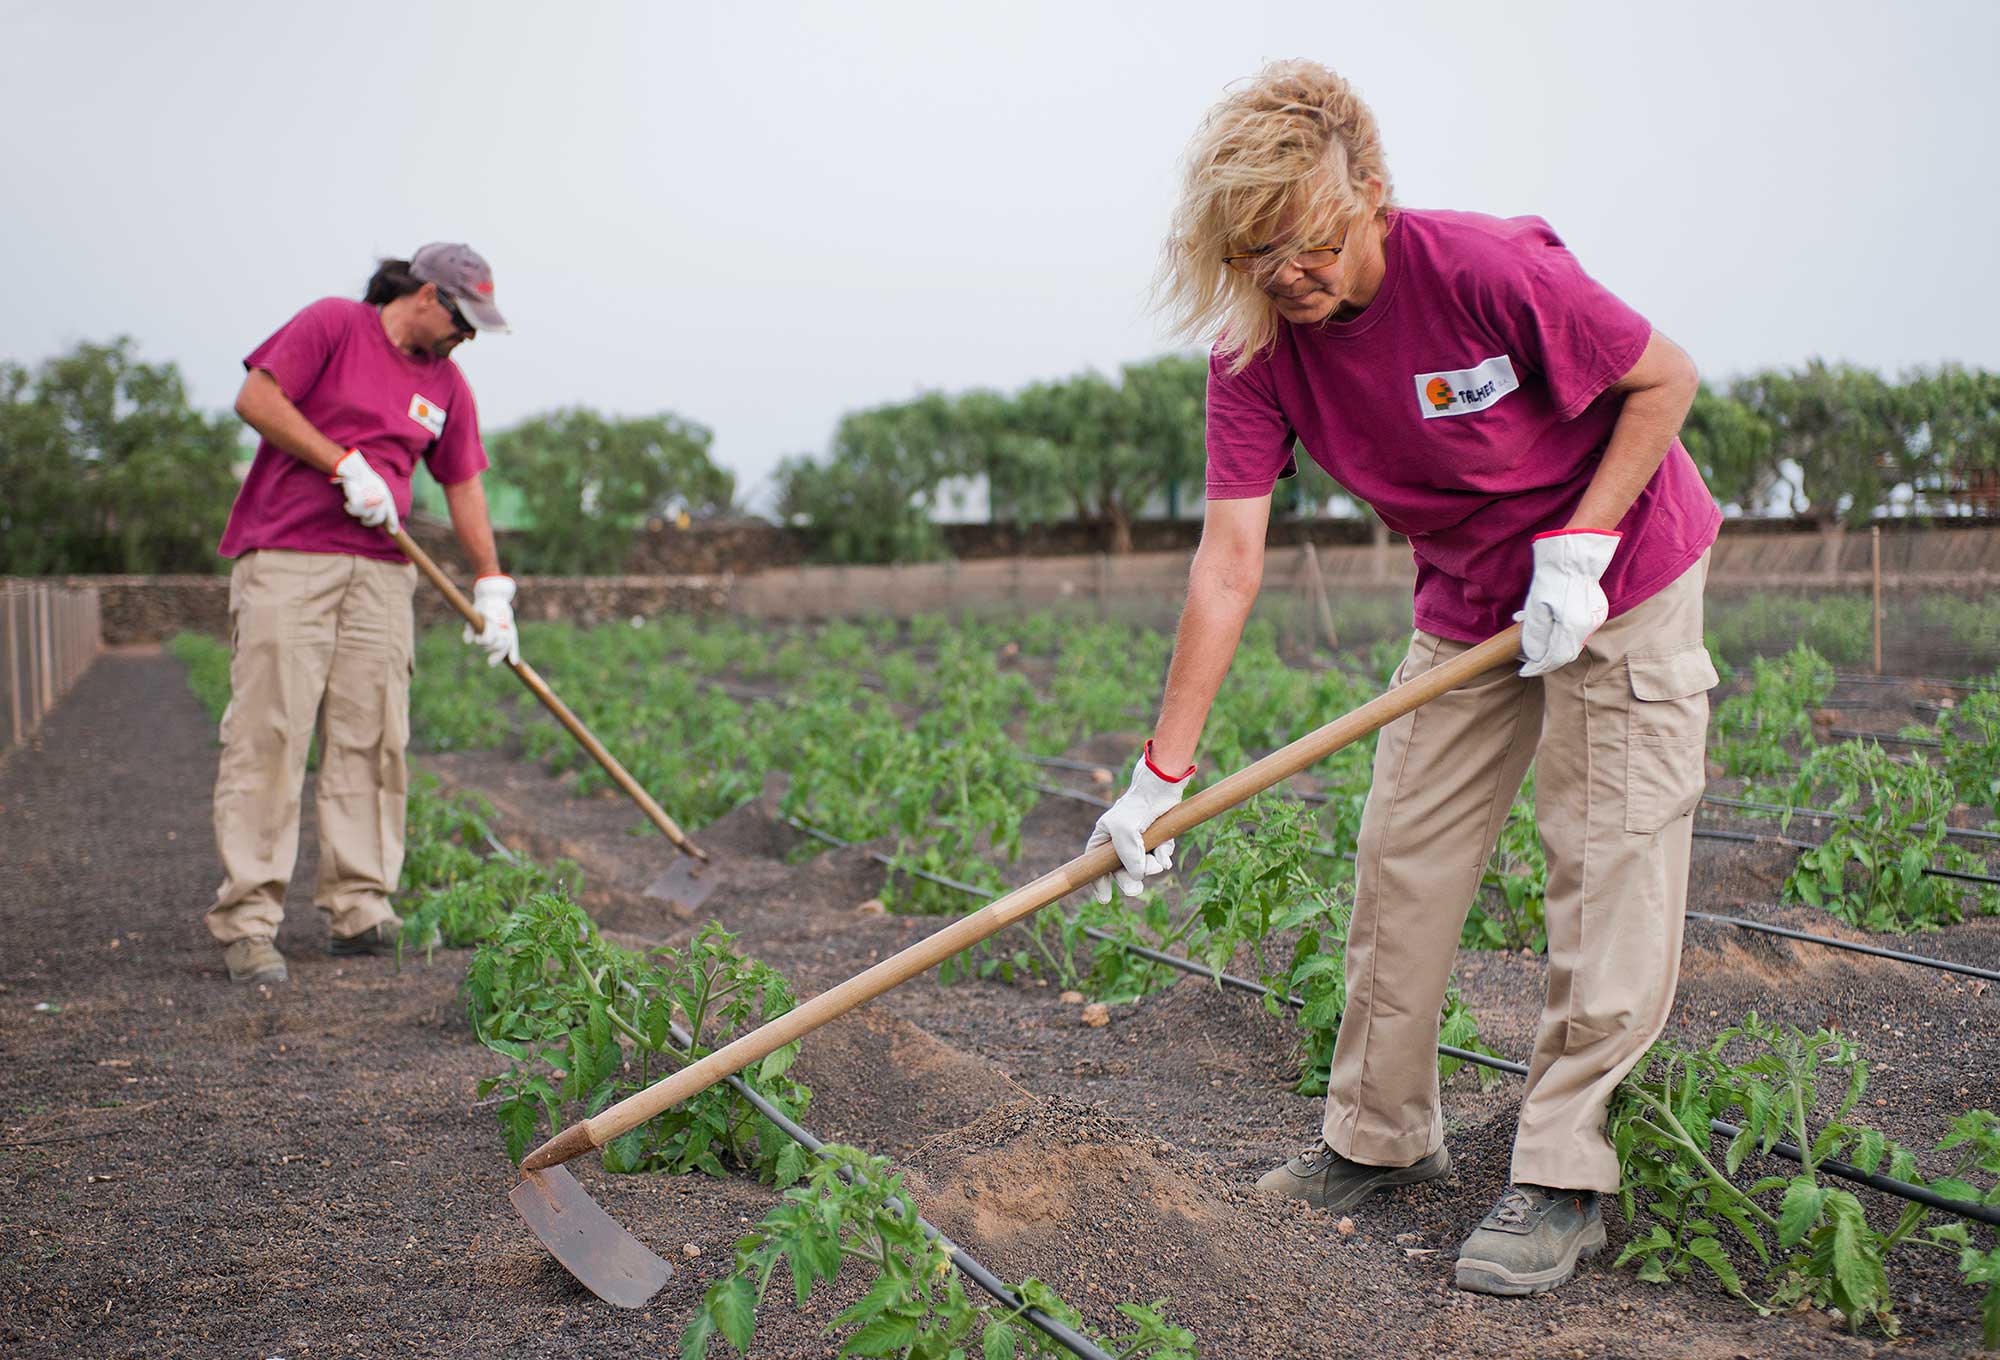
1425;378;1456;411
416;402;430;417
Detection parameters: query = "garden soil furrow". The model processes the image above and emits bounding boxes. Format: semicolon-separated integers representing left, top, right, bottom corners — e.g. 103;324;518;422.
1;653;1993;1357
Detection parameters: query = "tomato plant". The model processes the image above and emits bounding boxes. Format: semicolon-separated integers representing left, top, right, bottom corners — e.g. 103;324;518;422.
681;1142;1199;1359
1611;1013;1999;1339
1781;741;1998;931
467;896;811;1181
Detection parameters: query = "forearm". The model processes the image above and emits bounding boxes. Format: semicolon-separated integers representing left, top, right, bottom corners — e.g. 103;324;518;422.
234;369;349;475
442;475;503;578
1150;549;1261;772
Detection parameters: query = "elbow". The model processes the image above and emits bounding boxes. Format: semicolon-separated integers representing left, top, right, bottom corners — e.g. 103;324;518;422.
1669;349;1700;405
1191;543;1264;607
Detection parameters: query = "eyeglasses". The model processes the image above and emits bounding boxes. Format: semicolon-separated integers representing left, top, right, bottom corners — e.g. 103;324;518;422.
1223;223;1350;273
436;289;476;336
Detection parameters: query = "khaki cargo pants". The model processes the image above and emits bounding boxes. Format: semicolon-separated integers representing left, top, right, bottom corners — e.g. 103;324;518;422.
1322;552;1714;1193
205;549;417;945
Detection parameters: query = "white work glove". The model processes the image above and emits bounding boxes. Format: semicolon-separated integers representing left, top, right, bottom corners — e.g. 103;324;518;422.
1514;528;1620;677
1086;740;1194;904
331;449;400;534
464;574;520;667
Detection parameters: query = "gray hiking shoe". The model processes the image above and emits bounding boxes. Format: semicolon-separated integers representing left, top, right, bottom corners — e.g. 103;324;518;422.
223;937;288;984
1254;1138;1450;1212
1454;1184;1606;1296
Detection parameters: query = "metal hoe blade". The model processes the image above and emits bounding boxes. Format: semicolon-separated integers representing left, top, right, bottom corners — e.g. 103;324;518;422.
643;855;720;911
509;1165;672;1308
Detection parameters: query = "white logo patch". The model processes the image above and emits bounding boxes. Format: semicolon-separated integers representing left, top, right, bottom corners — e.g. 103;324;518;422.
409;393;447;438
1413;354;1519;420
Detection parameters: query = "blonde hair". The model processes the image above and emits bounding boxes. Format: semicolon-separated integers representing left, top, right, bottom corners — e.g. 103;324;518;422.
1156;60;1396;373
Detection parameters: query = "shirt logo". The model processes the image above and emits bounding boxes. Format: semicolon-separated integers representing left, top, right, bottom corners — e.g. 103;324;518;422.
1413;354;1519;420
409;393;447;437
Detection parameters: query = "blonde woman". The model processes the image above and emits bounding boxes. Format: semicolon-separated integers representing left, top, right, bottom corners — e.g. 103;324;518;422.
1083;61;1720;1296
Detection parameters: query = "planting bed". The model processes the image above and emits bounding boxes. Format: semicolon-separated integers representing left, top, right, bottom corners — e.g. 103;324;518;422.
1;619;1997;1357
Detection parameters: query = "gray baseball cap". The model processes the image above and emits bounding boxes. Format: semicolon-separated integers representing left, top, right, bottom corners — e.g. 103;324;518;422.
409;242;509;332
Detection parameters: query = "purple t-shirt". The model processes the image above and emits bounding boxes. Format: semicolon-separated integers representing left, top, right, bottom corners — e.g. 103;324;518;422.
1206;209;1721;642
218;298;488;562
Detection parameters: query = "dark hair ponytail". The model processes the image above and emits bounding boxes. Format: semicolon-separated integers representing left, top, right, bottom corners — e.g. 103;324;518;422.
363;258;427;306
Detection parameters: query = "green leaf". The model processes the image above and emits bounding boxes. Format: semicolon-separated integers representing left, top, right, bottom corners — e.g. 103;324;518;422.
714;1274;757;1353
760;1043;799;1082
773;1139;810;1189
681;1309;718;1360
1713;1200;1771;1268
1822;1190;1879;1319
1852;1126;1886;1174
1778;1176;1825;1248
982;1320;1018;1360
1687;1234;1748;1299
842;1314;919;1357
1927;1177;1982;1204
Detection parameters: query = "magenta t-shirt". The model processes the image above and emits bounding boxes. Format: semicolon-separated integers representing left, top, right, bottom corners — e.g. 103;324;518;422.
1205;209;1721;642
217;298;489;562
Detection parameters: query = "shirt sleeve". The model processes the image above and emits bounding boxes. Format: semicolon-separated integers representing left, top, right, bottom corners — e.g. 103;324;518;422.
241;297;343;402
1204;345;1297;499
423;373;489;485
1486;221;1653;422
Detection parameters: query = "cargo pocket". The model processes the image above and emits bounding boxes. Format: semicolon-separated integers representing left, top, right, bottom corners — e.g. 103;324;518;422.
1623;643;1718;835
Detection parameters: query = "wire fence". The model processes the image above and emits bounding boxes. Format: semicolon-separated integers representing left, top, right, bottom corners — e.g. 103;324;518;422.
1;580;102;750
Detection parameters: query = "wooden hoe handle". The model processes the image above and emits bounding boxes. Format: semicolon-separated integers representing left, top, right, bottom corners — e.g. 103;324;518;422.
388;527;706;862
520;623;1525;1170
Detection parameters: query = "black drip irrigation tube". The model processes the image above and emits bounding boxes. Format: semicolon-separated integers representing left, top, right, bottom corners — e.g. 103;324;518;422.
1835;672;2000;694
1699;793;2000;846
1686;910;2000;984
1824;725;1943;749
775;812;2000;1231
1692;826;2000;887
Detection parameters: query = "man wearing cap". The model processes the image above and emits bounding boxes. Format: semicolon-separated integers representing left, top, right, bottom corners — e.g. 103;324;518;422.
205;244;518;985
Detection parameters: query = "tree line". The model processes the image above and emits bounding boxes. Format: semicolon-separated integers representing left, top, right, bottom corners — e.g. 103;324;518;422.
3;339;1996;576
777;358;2000;560
0;340;734;576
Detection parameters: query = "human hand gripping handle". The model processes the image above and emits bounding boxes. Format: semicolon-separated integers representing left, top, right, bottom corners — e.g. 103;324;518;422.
1086;739;1195;903
465;575;520;667
1514;528;1619;677
331;449;400;534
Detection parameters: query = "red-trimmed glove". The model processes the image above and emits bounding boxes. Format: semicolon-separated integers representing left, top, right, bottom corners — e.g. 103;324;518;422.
1085;740;1194;903
1514;528;1619;677
331;449;399;534
464;574;520;667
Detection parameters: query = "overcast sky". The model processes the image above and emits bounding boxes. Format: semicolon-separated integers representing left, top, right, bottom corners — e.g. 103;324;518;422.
5;0;1995;512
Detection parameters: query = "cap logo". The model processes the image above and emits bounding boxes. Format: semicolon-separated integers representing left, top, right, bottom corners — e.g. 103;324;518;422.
475;280;494;295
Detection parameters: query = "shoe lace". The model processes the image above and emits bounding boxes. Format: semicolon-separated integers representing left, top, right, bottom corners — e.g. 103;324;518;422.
1489;1187;1537;1227
1297;1139;1335;1170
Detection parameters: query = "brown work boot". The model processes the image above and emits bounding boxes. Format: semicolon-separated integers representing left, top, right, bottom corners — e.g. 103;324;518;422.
1454;1184;1605;1296
223;937;288;984
1254;1138;1450;1212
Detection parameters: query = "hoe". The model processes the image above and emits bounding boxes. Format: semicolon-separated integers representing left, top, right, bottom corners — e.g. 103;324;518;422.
390;526;718;910
510;624;1524;1305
